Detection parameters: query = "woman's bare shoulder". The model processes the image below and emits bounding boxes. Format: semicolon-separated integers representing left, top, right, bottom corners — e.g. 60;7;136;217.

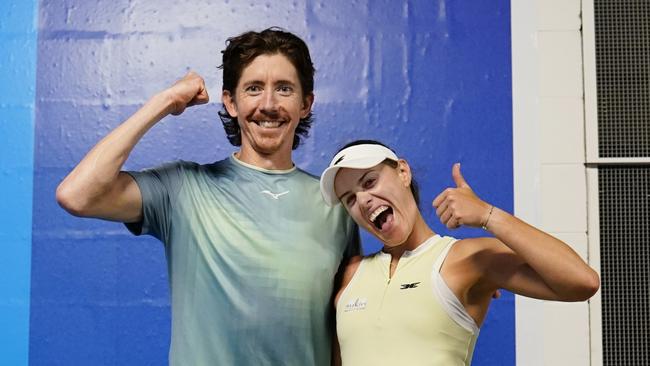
342;255;363;285
450;237;510;259
335;255;364;307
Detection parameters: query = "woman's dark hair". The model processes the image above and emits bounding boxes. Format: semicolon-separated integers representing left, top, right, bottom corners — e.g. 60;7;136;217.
218;27;315;150
337;140;420;206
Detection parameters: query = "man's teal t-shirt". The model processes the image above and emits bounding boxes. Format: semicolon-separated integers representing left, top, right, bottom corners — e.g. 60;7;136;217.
126;155;358;365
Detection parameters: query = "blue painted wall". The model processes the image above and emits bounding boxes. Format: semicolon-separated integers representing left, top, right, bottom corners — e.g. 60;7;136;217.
0;1;38;365
26;1;512;365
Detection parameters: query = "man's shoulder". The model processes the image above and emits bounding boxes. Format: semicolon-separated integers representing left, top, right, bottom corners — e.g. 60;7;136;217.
291;167;321;186
283;167;324;193
131;159;231;188
294;166;319;180
173;157;231;174
138;159;203;173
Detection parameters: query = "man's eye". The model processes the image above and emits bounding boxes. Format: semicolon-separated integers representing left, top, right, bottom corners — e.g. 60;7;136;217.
278;86;293;95
245;85;262;93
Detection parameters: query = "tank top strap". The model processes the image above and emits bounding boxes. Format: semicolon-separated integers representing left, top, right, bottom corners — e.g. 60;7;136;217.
430;237;480;334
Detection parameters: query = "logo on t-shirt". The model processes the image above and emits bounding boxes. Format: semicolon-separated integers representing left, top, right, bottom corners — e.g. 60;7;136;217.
260;190;290;200
344;297;367;312
400;282;421;290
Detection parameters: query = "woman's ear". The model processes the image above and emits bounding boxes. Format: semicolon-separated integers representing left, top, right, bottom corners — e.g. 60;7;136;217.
397;159;412;187
222;90;238;117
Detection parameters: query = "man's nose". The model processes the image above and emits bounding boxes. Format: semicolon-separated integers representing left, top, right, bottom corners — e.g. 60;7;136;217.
260;90;278;114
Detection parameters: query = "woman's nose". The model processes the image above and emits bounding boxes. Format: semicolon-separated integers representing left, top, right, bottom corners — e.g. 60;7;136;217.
356;191;373;206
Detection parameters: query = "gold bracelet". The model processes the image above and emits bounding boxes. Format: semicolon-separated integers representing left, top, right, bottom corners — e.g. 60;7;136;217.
481;205;494;230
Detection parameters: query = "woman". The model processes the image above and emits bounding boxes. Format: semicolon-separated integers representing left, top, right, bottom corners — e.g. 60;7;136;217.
319;140;599;365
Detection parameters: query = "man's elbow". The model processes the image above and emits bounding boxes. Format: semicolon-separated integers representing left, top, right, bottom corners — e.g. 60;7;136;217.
56;181;92;217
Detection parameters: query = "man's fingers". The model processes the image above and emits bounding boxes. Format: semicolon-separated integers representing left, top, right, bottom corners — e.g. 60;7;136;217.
188;90;210;107
196;85;210;102
171;106;186;116
452;163;470;189
191;77;209;102
168;71;210;115
181;74;210;108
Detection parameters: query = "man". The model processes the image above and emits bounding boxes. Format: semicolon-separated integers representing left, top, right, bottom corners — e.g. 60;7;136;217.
57;28;358;365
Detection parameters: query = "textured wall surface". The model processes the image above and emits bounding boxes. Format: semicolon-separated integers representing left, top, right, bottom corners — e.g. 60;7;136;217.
0;1;38;365
26;1;512;365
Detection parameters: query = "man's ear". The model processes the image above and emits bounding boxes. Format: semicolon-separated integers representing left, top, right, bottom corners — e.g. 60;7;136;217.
301;93;314;119
397;159;412;188
222;90;238;117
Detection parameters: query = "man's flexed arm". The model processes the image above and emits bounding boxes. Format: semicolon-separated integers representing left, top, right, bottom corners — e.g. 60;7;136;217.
56;72;209;223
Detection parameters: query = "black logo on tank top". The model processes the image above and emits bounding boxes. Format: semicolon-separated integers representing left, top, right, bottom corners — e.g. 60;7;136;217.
400;282;421;290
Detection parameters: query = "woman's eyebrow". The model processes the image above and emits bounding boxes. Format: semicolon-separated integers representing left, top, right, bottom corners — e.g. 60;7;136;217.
336;171;374;201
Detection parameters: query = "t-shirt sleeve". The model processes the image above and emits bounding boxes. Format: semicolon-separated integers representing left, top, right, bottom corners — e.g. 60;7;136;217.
123;161;185;242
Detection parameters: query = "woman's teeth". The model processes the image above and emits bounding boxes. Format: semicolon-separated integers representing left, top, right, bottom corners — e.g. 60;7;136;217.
369;206;389;224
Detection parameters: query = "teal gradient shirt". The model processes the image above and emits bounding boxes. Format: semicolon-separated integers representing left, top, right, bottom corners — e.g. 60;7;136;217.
126;155;358;365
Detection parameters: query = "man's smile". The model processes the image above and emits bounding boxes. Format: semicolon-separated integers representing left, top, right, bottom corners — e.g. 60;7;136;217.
253;120;286;128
